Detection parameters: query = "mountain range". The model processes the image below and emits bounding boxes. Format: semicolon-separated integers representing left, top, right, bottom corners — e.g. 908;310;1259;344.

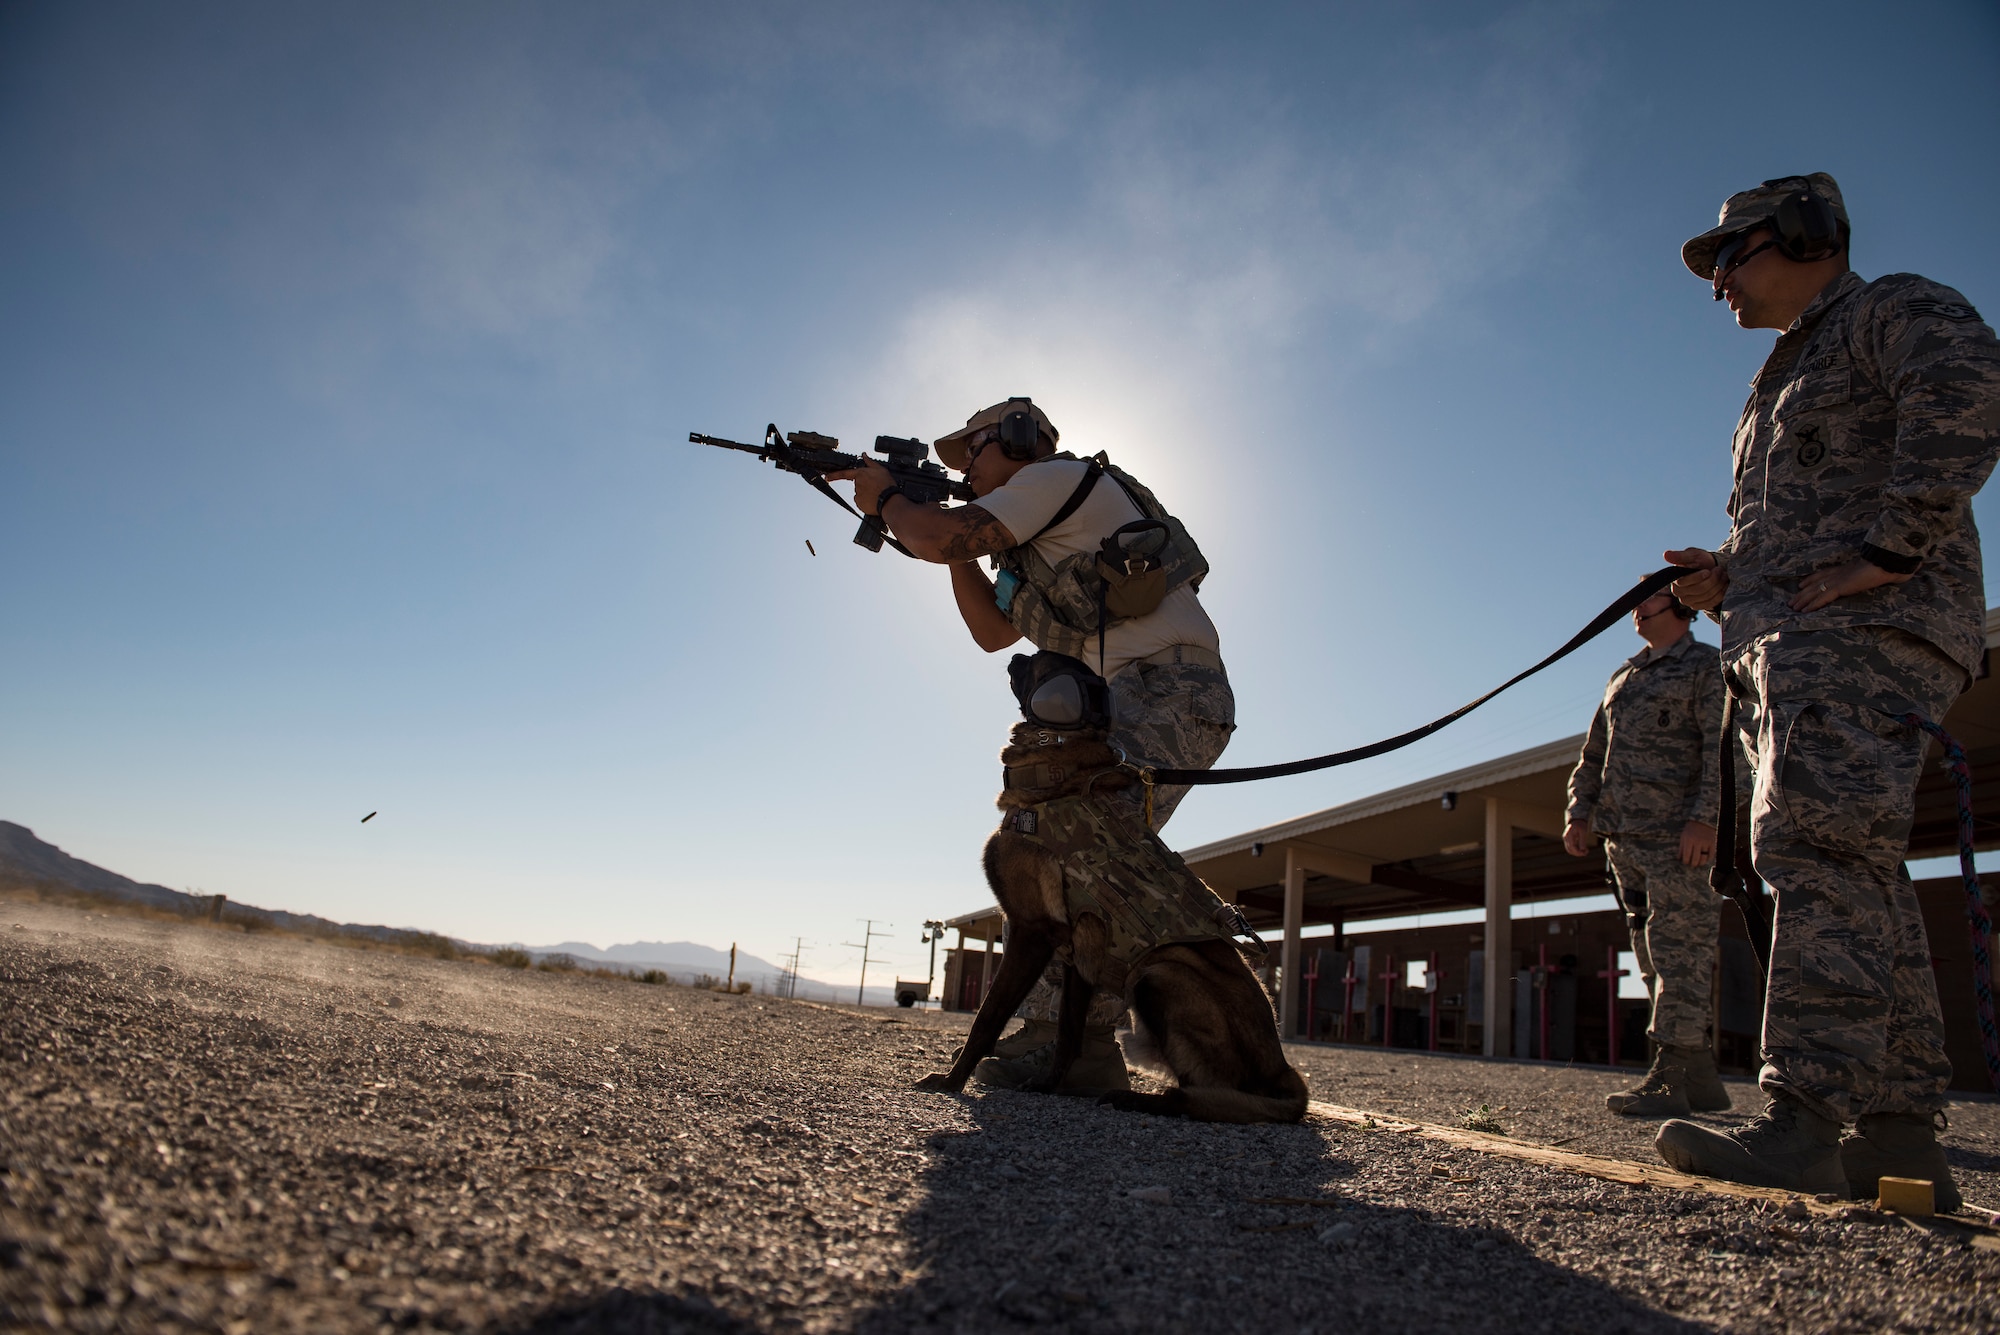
0;821;904;1003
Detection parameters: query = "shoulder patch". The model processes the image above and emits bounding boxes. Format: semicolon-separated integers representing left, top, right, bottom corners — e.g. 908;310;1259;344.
1906;298;1984;324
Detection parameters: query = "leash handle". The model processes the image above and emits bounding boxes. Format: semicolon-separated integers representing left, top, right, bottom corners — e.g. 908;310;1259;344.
1900;713;2000;1092
1151;565;1687;786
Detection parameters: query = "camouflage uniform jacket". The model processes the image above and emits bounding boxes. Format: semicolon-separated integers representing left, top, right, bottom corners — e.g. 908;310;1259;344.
998;791;1236;1000
1715;270;2000;675
1565;634;1724;839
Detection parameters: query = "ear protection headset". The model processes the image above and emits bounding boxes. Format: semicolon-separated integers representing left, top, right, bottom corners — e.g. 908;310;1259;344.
1766;179;1845;262
996;396;1044;462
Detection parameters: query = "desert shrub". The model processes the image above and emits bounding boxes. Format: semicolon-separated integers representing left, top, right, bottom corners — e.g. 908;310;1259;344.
409;932;458;960
637;970;670;985
490;947;531;969
693;973;721;989
537;952;578;972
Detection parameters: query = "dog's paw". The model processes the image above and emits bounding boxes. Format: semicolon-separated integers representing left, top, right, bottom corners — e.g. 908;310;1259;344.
914;1071;965;1094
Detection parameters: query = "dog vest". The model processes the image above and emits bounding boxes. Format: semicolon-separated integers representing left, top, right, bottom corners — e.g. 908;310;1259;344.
998;782;1245;1000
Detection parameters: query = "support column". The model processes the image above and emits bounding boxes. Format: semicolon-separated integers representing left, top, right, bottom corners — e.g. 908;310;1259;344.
1483;798;1514;1057
1280;847;1306;1039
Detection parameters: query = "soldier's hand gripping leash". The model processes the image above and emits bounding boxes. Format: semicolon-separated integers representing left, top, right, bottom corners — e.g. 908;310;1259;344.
690;424;974;557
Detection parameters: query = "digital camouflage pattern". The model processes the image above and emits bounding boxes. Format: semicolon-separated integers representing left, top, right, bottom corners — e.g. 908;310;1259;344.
1017;657;1234;1026
1714;269;2000;676
1731;626;1964;1121
1107;658;1235;826
1606;835;1719;1050
998;788;1242;1002
1566;633;1726;838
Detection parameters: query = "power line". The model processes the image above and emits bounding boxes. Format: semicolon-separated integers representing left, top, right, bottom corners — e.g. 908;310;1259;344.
841;920;894;1006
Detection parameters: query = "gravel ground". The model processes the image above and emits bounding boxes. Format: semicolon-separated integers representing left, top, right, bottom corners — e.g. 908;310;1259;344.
4;900;1998;1334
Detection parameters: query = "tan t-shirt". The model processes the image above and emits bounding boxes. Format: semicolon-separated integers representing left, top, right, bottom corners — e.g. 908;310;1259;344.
972;457;1220;679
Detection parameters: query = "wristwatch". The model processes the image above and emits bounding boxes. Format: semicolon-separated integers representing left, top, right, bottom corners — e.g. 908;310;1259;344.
873;485;906;517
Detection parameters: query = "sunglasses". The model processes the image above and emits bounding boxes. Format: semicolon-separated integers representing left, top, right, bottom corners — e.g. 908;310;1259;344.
1712;230;1779;301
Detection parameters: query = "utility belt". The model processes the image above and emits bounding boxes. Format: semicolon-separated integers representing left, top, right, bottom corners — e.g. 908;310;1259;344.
1129;643;1224;674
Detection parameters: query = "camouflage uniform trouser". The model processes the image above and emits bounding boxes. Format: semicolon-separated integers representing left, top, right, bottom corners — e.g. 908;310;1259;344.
1605;836;1717;1051
1730;626;1966;1122
1016;658;1235;1026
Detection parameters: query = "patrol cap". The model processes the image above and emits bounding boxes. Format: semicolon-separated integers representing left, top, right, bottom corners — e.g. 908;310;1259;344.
933;397;1059;471
1681;172;1849;279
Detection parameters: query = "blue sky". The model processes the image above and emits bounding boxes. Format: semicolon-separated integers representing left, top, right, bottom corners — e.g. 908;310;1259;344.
4;1;1997;990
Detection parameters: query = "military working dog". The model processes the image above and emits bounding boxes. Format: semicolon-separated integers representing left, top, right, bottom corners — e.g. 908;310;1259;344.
916;720;1309;1123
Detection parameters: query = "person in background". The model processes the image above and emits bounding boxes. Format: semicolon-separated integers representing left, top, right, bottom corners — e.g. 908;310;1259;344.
1565;585;1728;1117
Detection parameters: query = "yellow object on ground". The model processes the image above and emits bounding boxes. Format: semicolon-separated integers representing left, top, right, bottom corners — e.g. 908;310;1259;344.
1877;1176;1937;1216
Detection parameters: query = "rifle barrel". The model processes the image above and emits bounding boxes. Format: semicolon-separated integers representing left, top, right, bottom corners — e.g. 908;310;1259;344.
688;432;768;455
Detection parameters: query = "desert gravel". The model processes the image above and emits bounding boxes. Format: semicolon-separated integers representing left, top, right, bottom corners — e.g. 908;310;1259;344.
4;901;1998;1333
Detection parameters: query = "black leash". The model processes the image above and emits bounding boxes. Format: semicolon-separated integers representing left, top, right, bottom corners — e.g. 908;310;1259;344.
1138;565;1685;788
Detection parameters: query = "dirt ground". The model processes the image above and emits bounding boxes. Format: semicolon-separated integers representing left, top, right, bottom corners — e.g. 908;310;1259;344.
4;901;1998;1334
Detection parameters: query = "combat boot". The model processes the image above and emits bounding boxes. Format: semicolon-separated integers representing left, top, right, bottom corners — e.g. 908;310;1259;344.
1607;1046;1678;1117
989;1019;1057;1062
1655;1094;1848;1195
973;1023;1130;1096
1609;1046;1732;1117
1840;1111;1962;1213
1681;1045;1731;1113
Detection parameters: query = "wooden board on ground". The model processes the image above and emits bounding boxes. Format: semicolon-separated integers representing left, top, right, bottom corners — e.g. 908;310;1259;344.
1309;1100;2000;1250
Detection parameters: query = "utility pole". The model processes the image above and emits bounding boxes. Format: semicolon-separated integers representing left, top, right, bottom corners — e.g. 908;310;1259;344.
843;920;894;1006
779;938;806;1001
921;920;946;1009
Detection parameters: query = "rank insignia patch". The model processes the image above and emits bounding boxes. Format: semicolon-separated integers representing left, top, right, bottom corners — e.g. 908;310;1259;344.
1907;299;1982;324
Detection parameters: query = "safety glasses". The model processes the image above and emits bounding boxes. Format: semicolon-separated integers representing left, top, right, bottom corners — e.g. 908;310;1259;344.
1712;230;1779;301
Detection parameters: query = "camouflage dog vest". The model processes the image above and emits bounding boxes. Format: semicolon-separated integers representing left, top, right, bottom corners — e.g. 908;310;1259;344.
999;779;1247;999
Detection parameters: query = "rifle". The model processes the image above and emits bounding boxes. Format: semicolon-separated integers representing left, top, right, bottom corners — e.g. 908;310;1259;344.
689;423;975;557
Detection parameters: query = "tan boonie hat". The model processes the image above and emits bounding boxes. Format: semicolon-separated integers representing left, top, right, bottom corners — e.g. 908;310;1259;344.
933;397;1059;471
1681;173;1848;279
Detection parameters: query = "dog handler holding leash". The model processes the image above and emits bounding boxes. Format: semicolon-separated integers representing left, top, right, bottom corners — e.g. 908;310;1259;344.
1659;174;2000;1207
829;398;1235;1096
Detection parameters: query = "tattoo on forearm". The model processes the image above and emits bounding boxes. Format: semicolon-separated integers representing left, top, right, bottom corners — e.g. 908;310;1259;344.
937;508;1014;562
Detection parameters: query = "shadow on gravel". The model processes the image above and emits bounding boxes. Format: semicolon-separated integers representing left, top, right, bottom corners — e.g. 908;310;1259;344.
485;1286;757;1334
1946;1144;2000;1174
846;1093;1705;1335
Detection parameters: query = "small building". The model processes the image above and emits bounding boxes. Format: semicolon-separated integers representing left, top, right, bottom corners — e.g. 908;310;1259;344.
938;906;1004;1014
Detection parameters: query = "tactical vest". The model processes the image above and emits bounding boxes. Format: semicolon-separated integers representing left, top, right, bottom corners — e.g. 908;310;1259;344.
997;790;1250;1000
990;452;1209;664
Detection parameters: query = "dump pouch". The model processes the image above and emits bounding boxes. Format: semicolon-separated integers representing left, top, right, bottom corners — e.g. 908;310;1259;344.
990;452;1210;661
1096;520;1171;619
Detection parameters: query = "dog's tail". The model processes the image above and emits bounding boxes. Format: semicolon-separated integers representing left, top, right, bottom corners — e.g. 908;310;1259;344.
1178;1063;1310;1125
